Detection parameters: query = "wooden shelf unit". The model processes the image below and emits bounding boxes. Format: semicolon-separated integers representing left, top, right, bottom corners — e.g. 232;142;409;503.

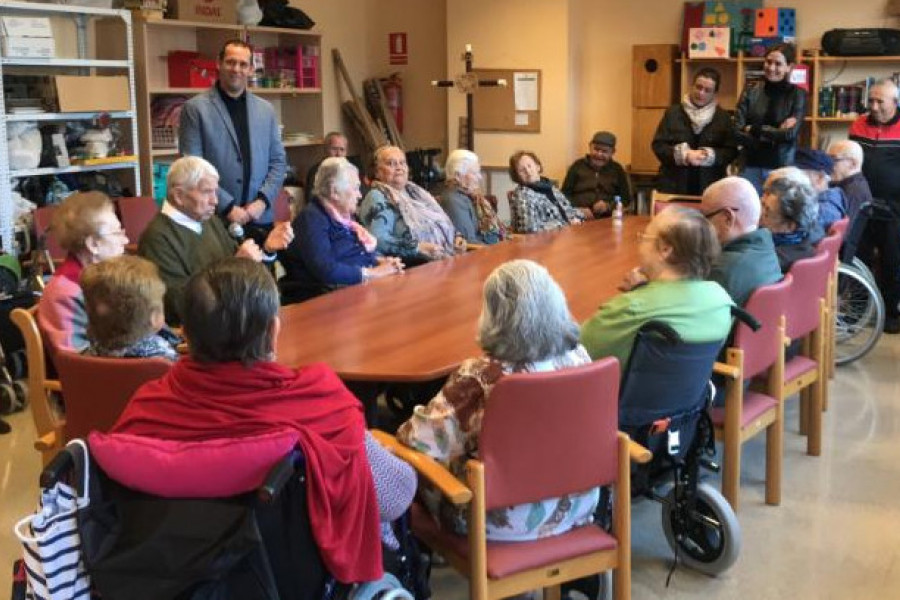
122;17;324;195
805;50;900;148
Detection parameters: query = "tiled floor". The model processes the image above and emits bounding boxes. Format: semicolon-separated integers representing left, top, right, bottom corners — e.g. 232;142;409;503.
3;335;900;598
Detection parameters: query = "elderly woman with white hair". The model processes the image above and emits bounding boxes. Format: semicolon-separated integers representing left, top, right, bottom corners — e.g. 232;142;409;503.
759;175;824;272
440;149;507;245
279;157;404;304
397;259;598;541
360;145;465;265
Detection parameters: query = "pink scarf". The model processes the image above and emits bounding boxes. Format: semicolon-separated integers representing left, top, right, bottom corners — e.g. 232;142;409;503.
320;199;377;253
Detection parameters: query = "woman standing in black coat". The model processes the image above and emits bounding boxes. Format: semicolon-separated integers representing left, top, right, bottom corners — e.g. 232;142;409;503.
652;68;737;195
734;43;807;194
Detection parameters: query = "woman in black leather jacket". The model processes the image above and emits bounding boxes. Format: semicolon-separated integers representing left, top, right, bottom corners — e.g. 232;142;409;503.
734;43;806;194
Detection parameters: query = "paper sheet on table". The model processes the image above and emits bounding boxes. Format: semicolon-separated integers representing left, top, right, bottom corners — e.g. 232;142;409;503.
514;112;529;126
514;72;539;111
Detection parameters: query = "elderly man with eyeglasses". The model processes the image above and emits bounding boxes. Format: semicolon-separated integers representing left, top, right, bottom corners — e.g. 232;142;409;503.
701;176;782;306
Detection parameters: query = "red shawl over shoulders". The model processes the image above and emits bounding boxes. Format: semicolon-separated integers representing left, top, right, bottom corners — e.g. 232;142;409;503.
113;357;382;583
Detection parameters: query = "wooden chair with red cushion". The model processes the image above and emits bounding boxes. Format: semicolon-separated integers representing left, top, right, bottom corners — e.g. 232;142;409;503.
32;205;65;272
650;190;702;215
781;252;833;456
273;188;293;223
374;358;632;600
53;351;171;442
10;306;63;465
712;275;791;511
116;196;159;253
816;229;843;387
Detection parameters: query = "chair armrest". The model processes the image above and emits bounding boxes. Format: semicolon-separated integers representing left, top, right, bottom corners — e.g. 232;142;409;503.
34;430;58;452
44;379;61;393
713;362;740;380
370;429;473;505
628;438;652;464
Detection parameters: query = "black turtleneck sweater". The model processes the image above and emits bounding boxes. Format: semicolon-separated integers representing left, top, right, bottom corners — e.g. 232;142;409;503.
217;84;252;206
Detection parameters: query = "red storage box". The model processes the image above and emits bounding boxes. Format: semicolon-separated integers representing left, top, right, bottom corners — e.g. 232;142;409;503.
167;51;218;88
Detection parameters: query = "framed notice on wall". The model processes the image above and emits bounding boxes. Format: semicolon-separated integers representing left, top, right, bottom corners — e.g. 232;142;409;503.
472;68;541;133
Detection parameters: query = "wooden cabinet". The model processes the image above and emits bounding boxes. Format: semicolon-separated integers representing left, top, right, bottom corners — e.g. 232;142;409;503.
805;51;900;148
120;17;323;196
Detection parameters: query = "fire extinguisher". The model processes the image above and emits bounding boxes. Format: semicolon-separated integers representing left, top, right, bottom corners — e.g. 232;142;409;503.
381;73;403;133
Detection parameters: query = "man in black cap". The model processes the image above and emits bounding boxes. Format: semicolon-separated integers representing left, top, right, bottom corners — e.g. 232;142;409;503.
794;147;846;231
561;131;633;219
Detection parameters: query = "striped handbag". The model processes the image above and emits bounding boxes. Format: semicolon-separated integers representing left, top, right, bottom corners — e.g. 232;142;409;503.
13;440;92;600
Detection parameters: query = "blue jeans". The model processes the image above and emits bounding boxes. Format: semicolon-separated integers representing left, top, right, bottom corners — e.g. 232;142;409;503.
741;167;771;196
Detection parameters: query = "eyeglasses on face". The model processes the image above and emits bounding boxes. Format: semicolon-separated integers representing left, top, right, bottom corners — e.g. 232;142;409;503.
636;231;658;242
95;228;128;238
703;206;740;220
381;159;407;168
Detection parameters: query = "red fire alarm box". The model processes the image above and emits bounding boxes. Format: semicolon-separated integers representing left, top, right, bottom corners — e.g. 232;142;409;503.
167;51;218;88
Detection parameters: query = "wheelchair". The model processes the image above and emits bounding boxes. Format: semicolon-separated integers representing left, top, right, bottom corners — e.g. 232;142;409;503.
834;202;886;365
618;319;745;576
23;440;420;600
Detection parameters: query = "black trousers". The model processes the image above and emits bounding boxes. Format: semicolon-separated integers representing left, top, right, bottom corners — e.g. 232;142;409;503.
858;216;900;318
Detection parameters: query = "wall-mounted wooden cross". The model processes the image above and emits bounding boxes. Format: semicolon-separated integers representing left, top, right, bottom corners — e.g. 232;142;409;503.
432;44;507;151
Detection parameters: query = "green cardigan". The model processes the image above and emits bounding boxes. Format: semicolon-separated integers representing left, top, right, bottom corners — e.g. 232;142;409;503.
138;213;237;325
580;279;734;372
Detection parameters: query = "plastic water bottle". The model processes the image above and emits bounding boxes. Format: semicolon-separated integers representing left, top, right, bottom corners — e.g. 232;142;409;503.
612;195;624;226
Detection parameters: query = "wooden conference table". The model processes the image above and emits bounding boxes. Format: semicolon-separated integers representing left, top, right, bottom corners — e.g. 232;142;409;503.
277;217;648;383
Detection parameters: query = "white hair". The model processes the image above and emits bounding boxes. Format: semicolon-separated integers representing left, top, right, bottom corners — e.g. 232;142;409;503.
445;148;480;183
166;155;219;201
765;166;810;189
313;156;358;200
477;260;580;363
828;139;864;169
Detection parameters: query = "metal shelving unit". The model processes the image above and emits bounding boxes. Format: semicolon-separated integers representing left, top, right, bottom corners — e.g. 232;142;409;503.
0;1;140;254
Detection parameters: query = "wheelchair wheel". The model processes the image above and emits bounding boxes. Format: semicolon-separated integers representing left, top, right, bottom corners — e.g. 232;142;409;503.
835;263;884;366
849;257;877;286
661;482;741;576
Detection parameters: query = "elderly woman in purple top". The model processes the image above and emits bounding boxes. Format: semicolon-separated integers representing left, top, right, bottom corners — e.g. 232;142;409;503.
279;157;404;304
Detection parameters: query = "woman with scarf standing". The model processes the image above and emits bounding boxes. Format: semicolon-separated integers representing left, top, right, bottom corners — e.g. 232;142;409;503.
652;68;737;195
759;175;823;272
360;145;466;266
279;157;404;304
440;149;507;245
734;43;807;195
508;150;584;233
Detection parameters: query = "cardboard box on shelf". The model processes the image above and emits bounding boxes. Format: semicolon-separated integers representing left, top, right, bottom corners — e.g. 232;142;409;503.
1;15;55;58
0;16;52;38
1;36;54;59
167;0;236;24
55;76;130;112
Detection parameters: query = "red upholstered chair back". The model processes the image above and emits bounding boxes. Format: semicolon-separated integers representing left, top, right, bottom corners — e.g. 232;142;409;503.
734;274;792;380
33;205;66;263
816;231;841;269
828;217;849;238
53;351;172;442
478;358;620;511
784;252;832;340
117;196;158;245
273;189;292;222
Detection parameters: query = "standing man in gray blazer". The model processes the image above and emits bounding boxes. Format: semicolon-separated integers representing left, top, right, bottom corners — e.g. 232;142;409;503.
179;39;287;244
